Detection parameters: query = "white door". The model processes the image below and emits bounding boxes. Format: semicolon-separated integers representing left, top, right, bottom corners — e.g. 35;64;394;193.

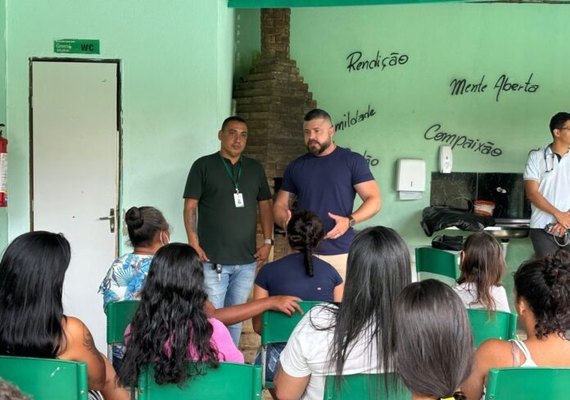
31;60;120;351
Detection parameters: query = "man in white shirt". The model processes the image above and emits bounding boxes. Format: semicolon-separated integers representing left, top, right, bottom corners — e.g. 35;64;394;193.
524;112;570;258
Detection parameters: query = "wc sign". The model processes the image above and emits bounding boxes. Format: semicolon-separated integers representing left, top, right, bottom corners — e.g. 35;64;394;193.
54;39;100;55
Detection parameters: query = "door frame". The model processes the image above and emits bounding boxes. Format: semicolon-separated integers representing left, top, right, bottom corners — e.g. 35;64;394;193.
28;57;123;254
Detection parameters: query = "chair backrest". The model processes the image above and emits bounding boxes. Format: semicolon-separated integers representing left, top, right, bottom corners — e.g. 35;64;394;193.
106;300;140;345
466;309;517;348
0;355;89;400
485;367;570;400
137;362;262;400
323;373;411;400
415;246;460;282
261;301;323;345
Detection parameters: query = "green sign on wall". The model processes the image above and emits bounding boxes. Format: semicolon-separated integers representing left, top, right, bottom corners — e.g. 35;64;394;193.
54;39;100;54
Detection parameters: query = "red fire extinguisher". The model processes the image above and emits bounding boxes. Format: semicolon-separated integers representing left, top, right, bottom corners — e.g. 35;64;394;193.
0;124;7;207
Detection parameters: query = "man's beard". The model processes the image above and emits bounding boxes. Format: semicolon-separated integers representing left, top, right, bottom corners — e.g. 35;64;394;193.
307;139;331;155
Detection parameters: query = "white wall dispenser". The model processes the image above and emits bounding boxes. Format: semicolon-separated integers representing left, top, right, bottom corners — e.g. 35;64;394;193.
396;159;426;200
439;145;453;173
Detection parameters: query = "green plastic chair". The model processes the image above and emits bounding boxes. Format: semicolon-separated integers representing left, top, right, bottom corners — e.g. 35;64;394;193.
323;373;411;400
136;362;262;400
261;300;323;389
105;300;140;358
415;247;460;283
0;355;89;400
485;367;570;400
466;309;517;348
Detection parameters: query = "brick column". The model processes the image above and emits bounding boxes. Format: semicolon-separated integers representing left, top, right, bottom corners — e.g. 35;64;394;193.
234;8;317;361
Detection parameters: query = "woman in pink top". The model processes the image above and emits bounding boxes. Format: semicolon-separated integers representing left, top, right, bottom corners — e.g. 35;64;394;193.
119;243;243;388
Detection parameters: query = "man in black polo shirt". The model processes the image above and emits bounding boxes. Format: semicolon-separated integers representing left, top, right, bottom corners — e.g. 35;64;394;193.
183;116;274;345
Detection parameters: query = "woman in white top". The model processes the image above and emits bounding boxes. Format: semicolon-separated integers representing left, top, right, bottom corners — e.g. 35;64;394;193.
462;249;570;399
273;226;412;400
453;232;510;312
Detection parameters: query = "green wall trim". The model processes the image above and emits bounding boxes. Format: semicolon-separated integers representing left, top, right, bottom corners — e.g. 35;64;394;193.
229;0;466;7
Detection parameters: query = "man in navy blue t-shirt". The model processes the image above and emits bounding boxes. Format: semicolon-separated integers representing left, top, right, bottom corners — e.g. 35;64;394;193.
273;109;381;278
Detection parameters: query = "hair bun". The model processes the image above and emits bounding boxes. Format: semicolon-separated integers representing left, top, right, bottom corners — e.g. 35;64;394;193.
125;207;144;229
545;250;570;287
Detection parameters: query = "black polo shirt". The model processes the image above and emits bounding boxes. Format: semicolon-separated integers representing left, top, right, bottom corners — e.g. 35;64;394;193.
183;152;271;264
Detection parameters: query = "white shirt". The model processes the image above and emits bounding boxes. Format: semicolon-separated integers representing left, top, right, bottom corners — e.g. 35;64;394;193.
453;282;510;312
524;145;570;229
279;306;381;400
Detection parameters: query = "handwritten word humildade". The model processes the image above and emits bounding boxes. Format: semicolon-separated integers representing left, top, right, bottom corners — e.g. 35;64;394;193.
335;105;376;132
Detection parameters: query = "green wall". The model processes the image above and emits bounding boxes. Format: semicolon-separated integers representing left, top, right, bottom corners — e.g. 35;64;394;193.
5;0;235;252
286;3;570;299
236;3;570;301
234;9;261;84
0;0;6;250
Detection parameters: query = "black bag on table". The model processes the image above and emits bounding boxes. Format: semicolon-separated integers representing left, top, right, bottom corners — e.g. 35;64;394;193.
431;235;464;251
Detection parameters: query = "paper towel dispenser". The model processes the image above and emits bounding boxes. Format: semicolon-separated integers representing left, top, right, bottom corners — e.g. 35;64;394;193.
397;159;426;200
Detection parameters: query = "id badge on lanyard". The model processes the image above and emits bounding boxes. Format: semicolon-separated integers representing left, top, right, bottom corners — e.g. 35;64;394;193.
234;191;244;208
220;154;244;208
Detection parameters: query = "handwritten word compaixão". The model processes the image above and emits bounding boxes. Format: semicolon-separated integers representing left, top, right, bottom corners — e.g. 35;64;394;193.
424;124;503;157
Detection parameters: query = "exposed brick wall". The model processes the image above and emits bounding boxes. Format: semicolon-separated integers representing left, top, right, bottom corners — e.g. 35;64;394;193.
234;8;316;361
261;8;290;58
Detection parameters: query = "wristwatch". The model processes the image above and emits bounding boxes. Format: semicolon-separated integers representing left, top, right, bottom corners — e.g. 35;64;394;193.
264;238;274;246
348;215;356;227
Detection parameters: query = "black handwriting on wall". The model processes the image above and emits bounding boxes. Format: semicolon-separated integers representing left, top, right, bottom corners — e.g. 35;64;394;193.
362;150;380;167
424;124;503;157
335;105;376;132
346;51;408;72
449;74;539;102
345;148;380;168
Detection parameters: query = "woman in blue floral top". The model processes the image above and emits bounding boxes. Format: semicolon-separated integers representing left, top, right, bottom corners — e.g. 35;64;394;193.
99;206;169;366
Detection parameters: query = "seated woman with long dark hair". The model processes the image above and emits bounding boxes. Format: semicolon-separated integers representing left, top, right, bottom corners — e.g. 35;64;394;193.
0;231;128;400
462;249;570;399
394;279;474;400
273;226;411;400
118;243;243;387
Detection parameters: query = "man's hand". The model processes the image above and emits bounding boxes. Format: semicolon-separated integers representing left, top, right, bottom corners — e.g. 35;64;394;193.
189;241;210;262
548;222;568;237
554;211;570;230
324;212;351;240
273;190;293;231
268;296;302;316
283;209;292;231
254;244;272;265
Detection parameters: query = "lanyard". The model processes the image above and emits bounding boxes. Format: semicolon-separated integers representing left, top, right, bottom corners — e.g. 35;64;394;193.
219;154;242;192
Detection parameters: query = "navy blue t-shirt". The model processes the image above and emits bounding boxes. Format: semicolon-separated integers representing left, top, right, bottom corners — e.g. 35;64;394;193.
254;253;343;302
281;146;375;255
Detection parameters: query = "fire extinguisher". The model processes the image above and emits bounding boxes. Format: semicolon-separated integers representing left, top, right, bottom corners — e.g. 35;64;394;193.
0;124;7;207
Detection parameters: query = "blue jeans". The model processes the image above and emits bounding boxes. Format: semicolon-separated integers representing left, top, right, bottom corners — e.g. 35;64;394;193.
255;343;286;382
203;261;257;345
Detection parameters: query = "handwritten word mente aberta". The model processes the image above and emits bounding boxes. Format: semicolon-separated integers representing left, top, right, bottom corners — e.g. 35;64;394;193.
450;74;539;102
